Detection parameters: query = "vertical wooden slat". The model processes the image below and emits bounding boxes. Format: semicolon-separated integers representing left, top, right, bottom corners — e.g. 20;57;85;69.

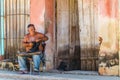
78;0;99;71
4;0;30;60
9;0;11;58
57;0;70;69
93;0;99;71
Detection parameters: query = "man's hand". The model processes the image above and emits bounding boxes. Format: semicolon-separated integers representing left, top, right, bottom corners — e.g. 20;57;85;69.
36;39;42;42
29;42;33;47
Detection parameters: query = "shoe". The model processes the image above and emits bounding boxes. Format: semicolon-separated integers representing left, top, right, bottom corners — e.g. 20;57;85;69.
34;69;39;72
43;66;46;71
18;70;24;74
23;70;28;74
19;70;28;74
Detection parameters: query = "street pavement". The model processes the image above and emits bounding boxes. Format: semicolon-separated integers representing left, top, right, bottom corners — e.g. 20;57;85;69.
0;70;119;80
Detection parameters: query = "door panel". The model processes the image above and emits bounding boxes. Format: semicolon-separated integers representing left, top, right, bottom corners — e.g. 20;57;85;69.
56;0;80;70
78;0;99;71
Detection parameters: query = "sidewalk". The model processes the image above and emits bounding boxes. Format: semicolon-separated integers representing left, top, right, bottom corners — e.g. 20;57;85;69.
0;70;119;80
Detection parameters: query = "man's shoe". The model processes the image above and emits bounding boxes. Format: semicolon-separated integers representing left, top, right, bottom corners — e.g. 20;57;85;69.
23;70;28;74
34;69;39;72
18;70;24;74
19;70;28;74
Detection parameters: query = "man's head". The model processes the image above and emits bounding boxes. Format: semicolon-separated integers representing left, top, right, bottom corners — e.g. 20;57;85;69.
27;24;36;35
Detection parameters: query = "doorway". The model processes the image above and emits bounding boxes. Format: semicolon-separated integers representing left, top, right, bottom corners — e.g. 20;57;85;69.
55;0;99;71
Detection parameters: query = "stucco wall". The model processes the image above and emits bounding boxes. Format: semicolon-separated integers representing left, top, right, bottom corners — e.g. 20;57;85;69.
98;0;119;76
45;0;55;70
30;0;55;70
78;0;119;76
30;0;45;33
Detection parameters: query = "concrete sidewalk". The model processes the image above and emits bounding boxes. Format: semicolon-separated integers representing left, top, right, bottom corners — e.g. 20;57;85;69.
0;70;119;80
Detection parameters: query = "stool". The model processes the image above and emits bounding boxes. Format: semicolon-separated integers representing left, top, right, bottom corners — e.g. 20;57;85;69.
27;57;45;74
27;57;33;74
17;51;41;74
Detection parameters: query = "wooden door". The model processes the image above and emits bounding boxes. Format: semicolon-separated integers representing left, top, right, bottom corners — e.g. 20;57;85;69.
56;0;99;71
78;0;99;71
55;0;80;70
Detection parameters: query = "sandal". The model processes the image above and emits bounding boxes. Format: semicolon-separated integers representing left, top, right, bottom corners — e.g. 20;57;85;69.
19;70;28;74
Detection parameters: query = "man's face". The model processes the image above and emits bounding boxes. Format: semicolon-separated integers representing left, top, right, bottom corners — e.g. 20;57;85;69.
28;26;35;34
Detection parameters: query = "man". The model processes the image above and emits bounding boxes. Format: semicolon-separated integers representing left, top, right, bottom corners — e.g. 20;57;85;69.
18;24;48;74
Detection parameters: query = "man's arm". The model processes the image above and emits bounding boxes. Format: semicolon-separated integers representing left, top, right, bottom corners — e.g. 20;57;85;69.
36;33;48;42
41;34;48;41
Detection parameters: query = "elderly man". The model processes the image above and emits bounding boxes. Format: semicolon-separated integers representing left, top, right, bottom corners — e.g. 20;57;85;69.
18;24;48;74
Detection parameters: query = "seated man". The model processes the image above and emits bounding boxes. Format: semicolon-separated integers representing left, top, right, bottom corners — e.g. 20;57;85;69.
18;24;48;74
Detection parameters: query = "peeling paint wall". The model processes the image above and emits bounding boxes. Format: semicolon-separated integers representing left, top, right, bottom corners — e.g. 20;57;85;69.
30;0;55;70
30;0;45;33
119;0;120;76
98;0;119;76
45;0;55;70
0;0;120;75
78;0;119;75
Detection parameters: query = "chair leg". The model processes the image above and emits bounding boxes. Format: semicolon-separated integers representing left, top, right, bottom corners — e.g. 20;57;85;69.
30;60;33;74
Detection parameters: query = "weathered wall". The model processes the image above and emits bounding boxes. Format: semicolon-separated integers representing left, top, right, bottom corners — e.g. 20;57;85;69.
78;0;119;75
30;0;45;33
98;0;119;76
45;0;55;70
30;0;55;70
119;0;120;76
